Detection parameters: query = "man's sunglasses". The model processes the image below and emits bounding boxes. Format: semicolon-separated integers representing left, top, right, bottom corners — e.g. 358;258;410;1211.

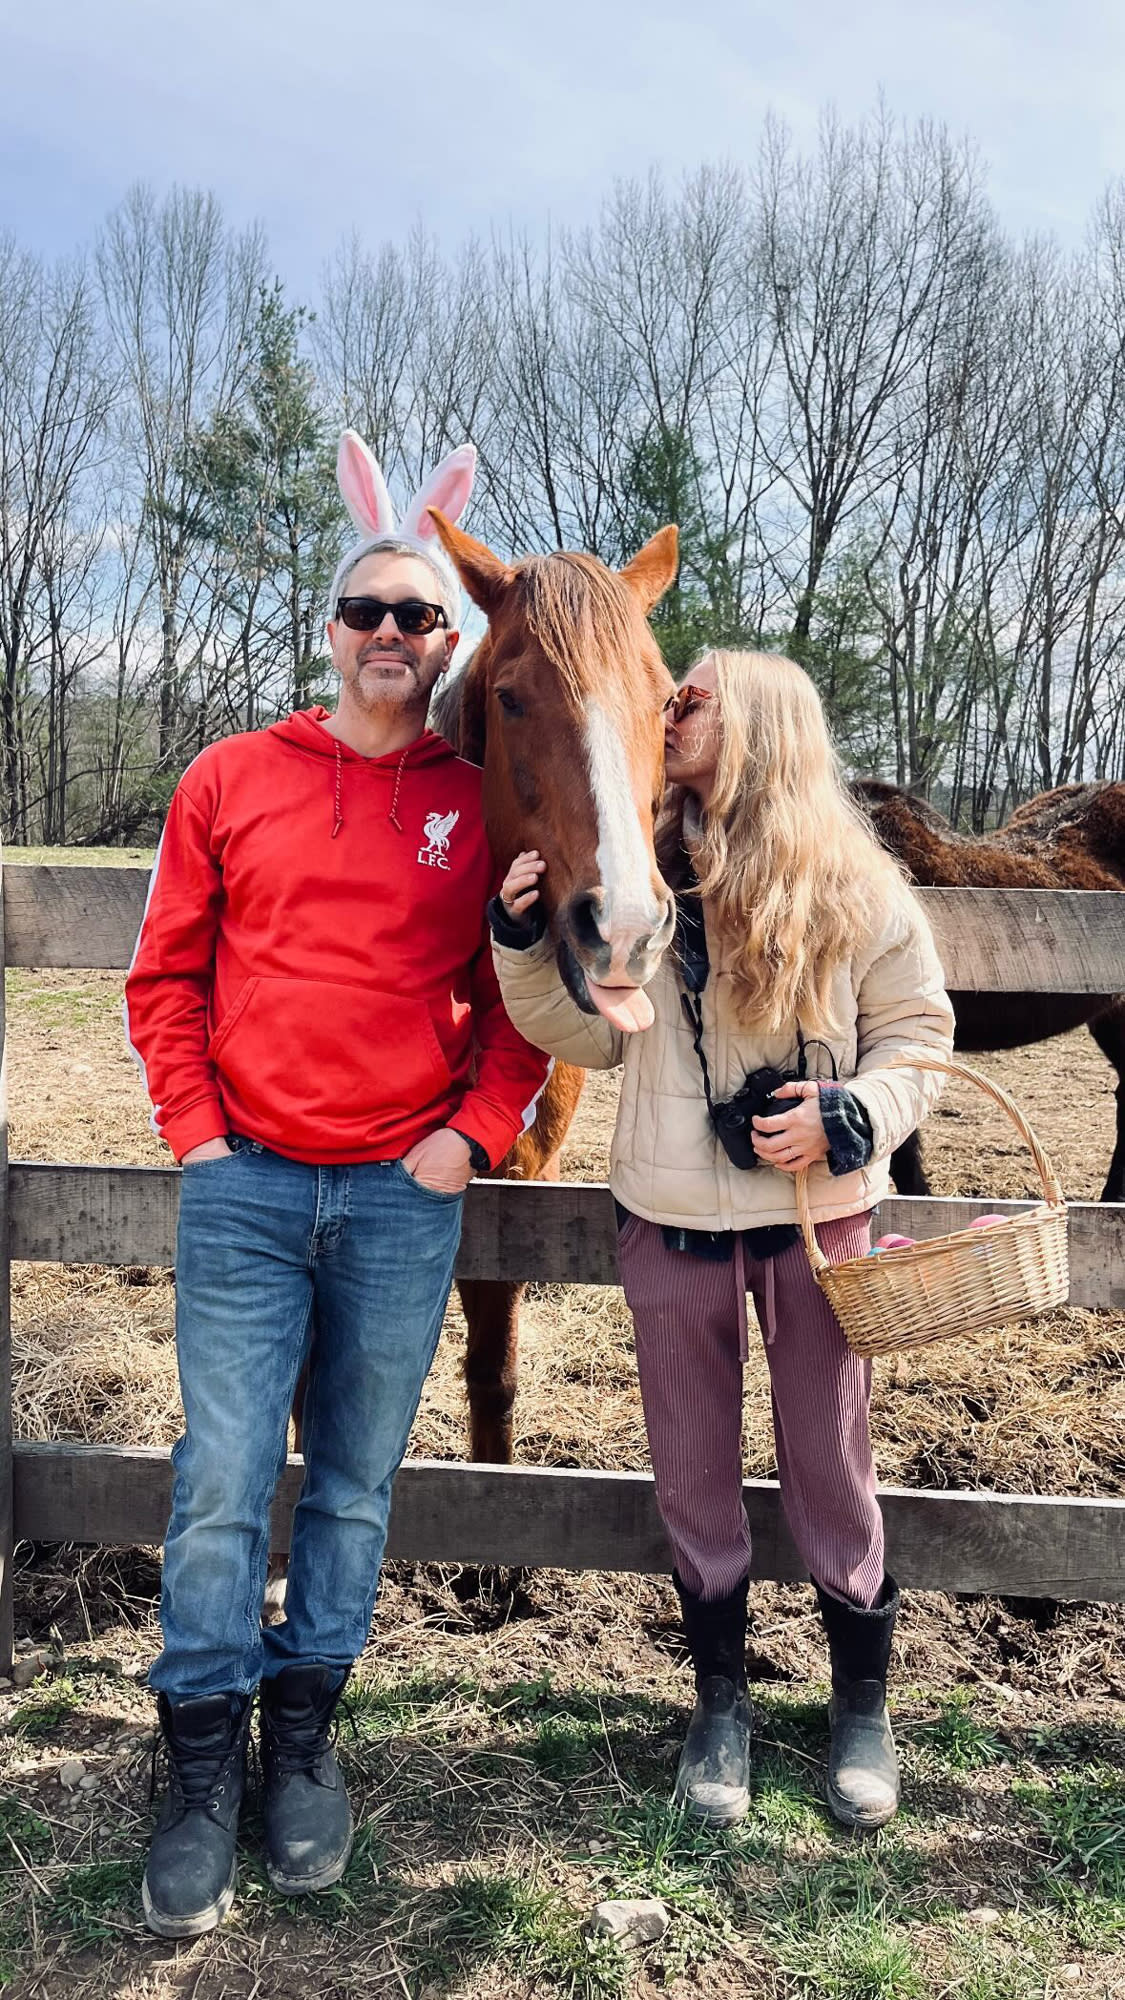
335;596;449;636
663;684;715;725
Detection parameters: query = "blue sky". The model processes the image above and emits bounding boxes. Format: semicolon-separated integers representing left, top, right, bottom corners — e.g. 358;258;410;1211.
3;0;1124;286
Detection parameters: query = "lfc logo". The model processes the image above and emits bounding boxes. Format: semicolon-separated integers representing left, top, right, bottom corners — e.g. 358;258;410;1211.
417;808;460;870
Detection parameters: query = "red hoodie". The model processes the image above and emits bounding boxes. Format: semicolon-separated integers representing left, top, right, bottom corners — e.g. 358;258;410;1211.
124;707;550;1167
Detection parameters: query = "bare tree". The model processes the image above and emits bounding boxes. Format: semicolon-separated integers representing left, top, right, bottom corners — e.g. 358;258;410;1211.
0;241;114;839
97;185;265;768
756;109;988;649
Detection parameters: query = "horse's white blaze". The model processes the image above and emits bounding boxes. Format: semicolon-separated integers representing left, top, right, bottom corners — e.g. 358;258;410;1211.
584;698;662;956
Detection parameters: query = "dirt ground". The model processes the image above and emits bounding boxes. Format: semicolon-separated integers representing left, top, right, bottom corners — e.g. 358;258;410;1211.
2;962;1124;1998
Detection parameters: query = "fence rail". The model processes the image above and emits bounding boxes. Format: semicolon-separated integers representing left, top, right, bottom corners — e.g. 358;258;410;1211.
1;861;1123;1670
8;1162;1125;1309
6;863;1125;992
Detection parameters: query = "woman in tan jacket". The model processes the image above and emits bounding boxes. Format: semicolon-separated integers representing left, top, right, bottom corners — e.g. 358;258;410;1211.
490;649;954;1832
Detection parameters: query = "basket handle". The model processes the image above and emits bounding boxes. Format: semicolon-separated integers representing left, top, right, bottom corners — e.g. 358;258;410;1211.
794;1051;1065;1272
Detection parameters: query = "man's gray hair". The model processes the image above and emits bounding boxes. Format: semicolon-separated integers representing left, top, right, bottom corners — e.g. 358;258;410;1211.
328;535;461;628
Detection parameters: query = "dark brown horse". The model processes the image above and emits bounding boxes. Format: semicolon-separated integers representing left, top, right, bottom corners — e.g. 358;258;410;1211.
854;779;1125;1201
426;511;679;1458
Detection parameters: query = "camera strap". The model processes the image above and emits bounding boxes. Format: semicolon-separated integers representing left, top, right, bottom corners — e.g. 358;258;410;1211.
674;892;721;1117
674;891;823;1101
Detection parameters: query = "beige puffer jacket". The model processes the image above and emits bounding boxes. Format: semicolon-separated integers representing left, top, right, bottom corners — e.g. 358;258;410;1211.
493;890;954;1232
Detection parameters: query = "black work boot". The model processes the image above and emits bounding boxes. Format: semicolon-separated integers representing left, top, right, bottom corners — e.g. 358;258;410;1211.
672;1572;752;1826
259;1665;353;1894
815;1575;901;1829
142;1692;252;1938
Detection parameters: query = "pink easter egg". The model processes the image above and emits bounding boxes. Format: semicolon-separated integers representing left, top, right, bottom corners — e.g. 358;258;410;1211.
874;1233;916;1251
968;1214;1006;1229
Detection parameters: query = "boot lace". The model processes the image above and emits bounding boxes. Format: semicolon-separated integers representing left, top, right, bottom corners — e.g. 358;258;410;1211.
262;1695;349;1780
150;1710;246;1817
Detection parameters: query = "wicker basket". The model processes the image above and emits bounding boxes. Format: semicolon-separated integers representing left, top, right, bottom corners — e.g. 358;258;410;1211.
794;1054;1069;1358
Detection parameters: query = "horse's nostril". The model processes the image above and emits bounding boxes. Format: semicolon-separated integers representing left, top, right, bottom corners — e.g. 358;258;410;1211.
568;893;606;950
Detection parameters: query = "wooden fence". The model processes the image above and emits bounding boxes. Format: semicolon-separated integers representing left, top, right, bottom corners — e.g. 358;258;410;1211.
2;862;1124;1671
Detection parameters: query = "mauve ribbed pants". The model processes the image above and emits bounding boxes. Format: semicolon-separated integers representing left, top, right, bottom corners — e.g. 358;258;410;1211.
616;1212;884;1609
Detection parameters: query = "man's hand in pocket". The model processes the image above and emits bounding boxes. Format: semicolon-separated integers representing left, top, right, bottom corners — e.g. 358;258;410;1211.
401;1128;473;1194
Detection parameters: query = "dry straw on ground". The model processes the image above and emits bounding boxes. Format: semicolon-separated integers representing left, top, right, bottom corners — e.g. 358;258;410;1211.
8;970;1125;1500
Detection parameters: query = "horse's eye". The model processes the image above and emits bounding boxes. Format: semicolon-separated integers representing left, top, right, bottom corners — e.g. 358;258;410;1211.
496;688;524;717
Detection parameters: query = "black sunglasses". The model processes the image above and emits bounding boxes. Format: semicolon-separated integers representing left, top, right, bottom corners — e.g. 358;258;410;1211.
335;595;448;636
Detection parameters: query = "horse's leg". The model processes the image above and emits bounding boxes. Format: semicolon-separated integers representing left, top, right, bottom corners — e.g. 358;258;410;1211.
459;1278;524;1463
1088;1005;1125;1201
456;1067;584;1464
890;1131;931;1197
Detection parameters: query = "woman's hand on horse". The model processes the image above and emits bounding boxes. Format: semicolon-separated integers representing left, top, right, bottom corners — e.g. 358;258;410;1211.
751;1081;830;1173
501;850;546;923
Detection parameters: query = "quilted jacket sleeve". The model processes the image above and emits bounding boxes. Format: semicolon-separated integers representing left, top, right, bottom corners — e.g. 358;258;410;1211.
845;893;955;1160
491;933;625;1071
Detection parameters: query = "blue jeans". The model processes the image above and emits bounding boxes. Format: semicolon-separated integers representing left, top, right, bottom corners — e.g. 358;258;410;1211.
151;1138;464;1698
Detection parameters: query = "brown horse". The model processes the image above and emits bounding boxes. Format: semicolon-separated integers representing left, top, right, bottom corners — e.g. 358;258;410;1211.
854;779;1125;1200
426;513;679;1457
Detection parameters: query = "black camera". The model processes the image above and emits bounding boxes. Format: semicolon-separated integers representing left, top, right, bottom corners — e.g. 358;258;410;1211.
709;1065;802;1171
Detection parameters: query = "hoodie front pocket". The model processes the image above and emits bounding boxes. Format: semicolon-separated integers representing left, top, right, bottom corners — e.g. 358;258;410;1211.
210;978;453;1140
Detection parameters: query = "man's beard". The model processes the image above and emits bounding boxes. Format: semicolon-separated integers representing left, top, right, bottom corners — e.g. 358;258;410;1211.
348;650;441;713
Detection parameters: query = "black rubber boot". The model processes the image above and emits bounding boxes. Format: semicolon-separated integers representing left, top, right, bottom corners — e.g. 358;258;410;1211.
815;1574;901;1829
259;1665;353;1894
672;1572;753;1826
142;1692;252;1938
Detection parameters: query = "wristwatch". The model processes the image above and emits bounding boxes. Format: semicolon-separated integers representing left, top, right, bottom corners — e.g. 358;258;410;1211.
450;1129;490;1174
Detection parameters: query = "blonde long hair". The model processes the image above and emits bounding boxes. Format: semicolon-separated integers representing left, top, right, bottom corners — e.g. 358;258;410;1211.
664;650;908;1036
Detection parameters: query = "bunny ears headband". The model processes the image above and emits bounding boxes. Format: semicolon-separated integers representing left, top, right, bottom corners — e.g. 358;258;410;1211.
329;431;477;624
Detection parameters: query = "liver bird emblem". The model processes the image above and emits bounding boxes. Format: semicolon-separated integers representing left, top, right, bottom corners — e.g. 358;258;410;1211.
422;809;459;854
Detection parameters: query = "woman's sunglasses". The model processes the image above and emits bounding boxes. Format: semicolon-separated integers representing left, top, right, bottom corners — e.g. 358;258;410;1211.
663;684;715;725
335;596;448;636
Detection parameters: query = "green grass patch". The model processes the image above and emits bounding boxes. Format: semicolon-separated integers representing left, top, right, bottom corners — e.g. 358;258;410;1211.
1015;1764;1125;1898
748;1751;827;1841
909;1691;1009;1773
0;1795;54;1862
1041;1879;1125;1952
346;1669;460;1737
12;984;107;1032
754;1683;829;1747
9;1676;82;1740
530;1712;605;1780
775;1915;923;1999
50;1858;141;1945
769;1871;927;1999
413;1866;627;1999
594;1797;741;1918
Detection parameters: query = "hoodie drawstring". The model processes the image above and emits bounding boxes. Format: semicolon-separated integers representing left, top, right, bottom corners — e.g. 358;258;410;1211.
330;741;411;838
388;748;408;832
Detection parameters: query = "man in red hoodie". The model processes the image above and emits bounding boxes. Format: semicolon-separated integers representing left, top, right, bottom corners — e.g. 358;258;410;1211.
125;508;549;1937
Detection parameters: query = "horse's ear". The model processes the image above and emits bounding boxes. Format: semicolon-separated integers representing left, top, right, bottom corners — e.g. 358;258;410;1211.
428;509;514;617
620;525;680;613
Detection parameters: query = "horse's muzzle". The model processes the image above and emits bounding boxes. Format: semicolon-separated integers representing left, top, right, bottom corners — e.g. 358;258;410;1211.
558;885;676;994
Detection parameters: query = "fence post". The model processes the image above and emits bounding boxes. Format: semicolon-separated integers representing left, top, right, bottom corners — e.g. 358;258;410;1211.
0;848;12;1672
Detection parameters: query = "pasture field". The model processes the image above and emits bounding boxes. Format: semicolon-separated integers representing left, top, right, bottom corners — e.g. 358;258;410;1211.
1;947;1123;1998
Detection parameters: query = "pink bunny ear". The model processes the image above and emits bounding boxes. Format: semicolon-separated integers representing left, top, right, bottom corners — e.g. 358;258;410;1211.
401;445;477;540
337;431;396;537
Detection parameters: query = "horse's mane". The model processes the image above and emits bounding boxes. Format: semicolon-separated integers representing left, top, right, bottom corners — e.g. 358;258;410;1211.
518;552;639;705
431;550;642;765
